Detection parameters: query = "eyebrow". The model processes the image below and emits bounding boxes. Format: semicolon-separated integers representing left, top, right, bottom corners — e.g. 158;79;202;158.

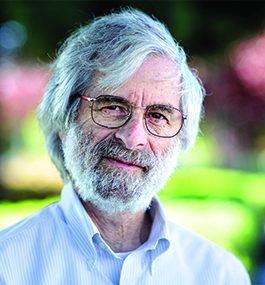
87;94;177;110
151;105;174;113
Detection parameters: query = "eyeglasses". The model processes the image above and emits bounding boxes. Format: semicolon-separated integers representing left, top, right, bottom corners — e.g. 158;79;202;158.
79;95;187;138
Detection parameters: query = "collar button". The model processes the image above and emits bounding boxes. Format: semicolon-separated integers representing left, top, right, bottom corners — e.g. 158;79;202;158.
87;257;94;264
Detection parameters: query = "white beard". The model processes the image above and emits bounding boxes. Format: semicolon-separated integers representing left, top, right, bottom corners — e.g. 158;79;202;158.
63;123;180;215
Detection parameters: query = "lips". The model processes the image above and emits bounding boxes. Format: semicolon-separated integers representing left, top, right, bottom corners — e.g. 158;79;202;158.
104;156;143;169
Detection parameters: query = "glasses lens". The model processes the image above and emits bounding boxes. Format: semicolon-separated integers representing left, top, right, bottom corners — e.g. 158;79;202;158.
92;95;132;128
145;105;183;138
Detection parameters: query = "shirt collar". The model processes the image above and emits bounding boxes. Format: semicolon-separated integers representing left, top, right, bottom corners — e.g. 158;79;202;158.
58;181;99;271
58;182;170;272
144;196;171;275
147;195;170;249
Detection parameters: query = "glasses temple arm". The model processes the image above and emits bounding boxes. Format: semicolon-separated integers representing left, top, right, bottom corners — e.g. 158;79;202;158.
80;95;96;102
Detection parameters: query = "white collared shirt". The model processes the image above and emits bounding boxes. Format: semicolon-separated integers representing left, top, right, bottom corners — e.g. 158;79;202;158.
0;182;250;284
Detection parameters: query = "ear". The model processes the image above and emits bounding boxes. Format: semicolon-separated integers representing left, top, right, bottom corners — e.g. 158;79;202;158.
59;130;66;144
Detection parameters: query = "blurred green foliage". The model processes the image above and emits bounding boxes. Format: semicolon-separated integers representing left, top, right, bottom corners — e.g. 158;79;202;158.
162;167;265;208
21;113;45;154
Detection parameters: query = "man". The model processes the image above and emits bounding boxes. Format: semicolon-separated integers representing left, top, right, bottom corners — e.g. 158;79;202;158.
0;8;250;284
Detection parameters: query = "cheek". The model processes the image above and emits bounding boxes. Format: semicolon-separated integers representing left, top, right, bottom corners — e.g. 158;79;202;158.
149;137;177;157
92;128;116;144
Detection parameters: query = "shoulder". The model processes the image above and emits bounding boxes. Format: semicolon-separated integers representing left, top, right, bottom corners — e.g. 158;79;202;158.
166;219;251;283
0;201;72;284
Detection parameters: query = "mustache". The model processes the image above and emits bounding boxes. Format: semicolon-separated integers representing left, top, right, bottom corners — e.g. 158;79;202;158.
90;137;157;172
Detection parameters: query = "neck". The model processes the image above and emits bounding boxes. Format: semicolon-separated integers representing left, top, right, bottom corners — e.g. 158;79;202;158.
81;200;153;253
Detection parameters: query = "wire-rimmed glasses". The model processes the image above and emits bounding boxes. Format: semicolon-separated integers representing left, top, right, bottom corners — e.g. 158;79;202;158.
79;95;187;138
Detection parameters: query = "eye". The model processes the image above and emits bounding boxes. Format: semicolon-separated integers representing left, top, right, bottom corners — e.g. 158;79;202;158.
93;95;132;122
146;105;172;125
101;105;127;116
148;112;167;120
146;111;169;127
104;105;122;111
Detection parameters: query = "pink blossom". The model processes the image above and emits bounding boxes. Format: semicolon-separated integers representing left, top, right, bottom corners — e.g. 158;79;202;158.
0;65;49;122
230;30;265;100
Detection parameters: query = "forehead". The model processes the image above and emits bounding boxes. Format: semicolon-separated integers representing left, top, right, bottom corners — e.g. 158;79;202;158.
117;56;181;105
86;56;181;106
132;56;179;81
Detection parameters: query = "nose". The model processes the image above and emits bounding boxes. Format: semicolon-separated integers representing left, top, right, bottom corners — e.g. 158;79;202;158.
114;111;149;150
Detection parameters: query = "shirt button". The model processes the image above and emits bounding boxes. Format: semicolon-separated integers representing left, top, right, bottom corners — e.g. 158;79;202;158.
88;257;94;264
99;242;106;249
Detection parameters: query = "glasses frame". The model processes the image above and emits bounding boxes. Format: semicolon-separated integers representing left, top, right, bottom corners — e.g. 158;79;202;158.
79;94;187;138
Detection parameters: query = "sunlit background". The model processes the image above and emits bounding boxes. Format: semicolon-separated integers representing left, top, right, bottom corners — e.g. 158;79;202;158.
0;1;265;283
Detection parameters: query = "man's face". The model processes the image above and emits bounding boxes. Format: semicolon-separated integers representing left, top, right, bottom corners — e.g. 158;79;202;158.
63;56;182;215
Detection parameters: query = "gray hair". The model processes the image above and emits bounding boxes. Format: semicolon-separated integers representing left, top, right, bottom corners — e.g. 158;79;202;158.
38;8;205;183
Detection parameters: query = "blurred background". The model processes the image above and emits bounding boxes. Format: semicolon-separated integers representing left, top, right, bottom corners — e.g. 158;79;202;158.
0;0;265;283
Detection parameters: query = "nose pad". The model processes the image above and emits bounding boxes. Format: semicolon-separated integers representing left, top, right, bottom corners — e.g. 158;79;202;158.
114;112;148;150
